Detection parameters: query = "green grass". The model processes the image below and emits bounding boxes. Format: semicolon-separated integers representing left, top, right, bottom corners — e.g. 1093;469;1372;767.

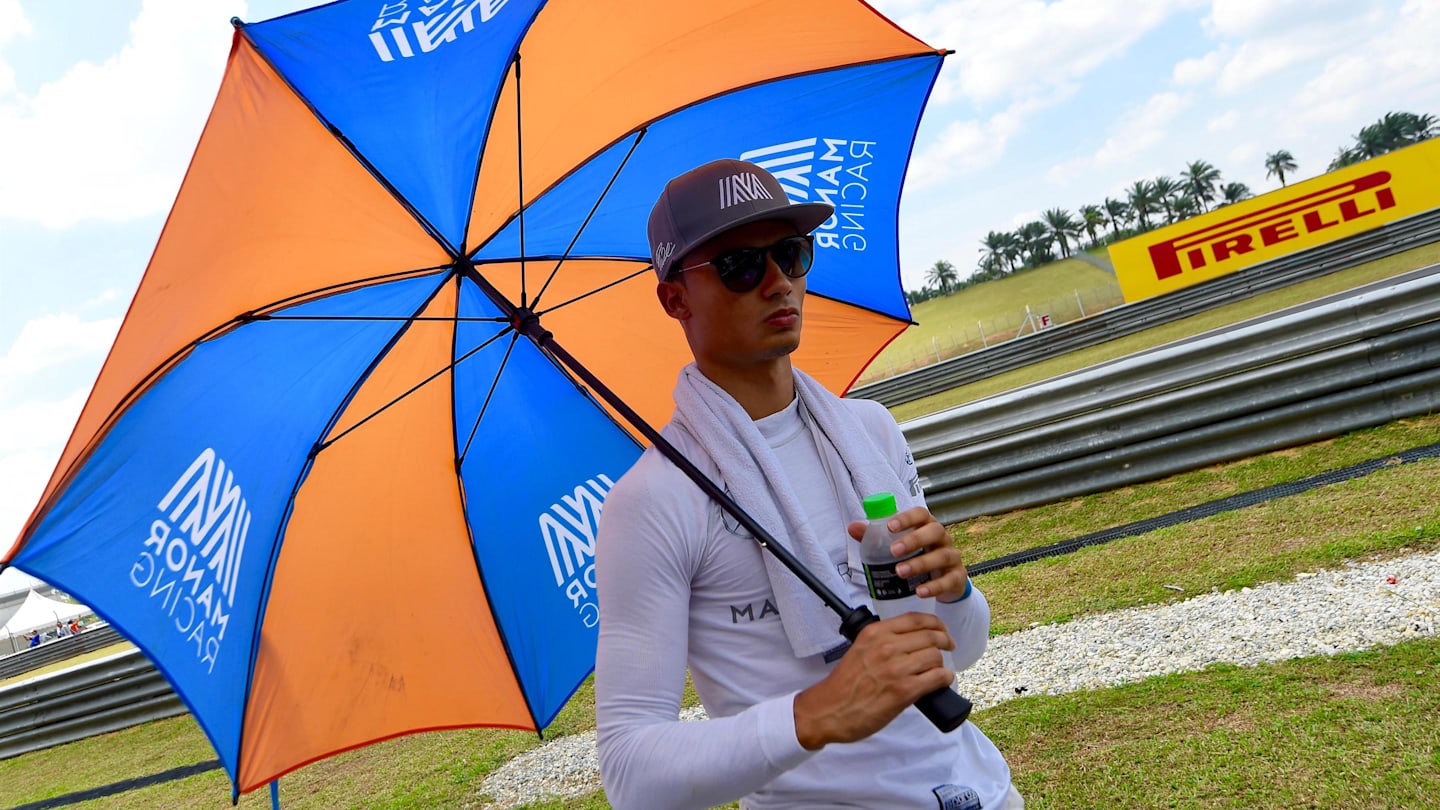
885;240;1440;422
862;258;1122;382
3;412;1437;808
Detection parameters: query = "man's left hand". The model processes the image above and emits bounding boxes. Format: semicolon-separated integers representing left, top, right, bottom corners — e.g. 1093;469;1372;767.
847;507;969;602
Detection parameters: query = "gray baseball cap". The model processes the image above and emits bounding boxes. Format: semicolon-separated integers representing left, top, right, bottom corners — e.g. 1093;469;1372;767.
647;158;834;281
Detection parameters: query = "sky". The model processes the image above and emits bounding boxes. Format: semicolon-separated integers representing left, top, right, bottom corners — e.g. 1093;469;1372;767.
1;0;1438;594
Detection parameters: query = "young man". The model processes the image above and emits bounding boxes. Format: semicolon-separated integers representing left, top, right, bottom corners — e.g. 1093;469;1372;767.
594;159;1019;809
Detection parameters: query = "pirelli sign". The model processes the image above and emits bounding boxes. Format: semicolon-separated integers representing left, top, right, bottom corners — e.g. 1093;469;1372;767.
1108;137;1440;302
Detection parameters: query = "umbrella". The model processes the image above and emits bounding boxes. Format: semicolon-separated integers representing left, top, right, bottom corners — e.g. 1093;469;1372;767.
3;0;955;795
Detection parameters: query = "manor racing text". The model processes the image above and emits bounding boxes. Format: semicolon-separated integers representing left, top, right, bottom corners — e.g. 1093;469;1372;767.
129;448;251;674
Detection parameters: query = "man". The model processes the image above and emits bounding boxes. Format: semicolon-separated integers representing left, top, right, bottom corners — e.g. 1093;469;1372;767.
595;159;1019;809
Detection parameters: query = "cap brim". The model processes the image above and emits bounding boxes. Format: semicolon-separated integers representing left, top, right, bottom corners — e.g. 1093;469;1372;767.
662;201;835;280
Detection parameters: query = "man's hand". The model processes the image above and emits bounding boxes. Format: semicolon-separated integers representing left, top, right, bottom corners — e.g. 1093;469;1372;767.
792;613;955;750
847;506;969;602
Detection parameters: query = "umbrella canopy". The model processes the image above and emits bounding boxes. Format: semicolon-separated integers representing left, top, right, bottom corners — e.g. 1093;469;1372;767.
3;0;944;794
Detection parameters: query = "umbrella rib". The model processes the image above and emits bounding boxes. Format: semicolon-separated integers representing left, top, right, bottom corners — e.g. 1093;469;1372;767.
536;266;652;317
458;332;521;464
515;54;528;308
316;325;514;454
253;315;507;323
530;128;647;311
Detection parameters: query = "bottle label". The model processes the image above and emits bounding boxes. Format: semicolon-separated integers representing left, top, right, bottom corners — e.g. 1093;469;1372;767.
931;784;982;810
862;555;930;601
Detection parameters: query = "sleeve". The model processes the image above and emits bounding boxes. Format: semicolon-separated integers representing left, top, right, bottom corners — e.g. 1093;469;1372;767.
594;457;815;810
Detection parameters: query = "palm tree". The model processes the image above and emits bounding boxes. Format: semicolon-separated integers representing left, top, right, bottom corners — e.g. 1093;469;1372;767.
1150;176;1183;224
1126;180;1159;230
1264;150;1298;187
1102;197;1131;238
1041;208;1081;258
1016;221;1053;266
1078;204;1105;246
1328;146;1364;171
926;259;959;294
1179;160;1222;213
1172;195;1199;221
978;231;1014;275
1219;182;1252;205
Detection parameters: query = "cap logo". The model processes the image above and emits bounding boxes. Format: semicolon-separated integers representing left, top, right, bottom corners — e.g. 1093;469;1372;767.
717;172;774;210
654;241;676;270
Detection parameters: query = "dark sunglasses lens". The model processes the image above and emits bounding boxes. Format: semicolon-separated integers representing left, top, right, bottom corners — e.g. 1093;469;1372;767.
775;237;813;277
715;249;768;292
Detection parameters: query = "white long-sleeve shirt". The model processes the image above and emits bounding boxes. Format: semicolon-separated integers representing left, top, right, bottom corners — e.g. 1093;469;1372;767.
595;395;1012;809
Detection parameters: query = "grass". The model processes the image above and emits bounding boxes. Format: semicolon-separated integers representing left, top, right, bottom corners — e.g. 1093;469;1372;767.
862;258;1122;382
885;240;1440;422
2;412;1437;808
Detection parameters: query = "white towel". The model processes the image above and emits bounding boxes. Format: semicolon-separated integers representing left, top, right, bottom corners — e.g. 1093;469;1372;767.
670;364;922;659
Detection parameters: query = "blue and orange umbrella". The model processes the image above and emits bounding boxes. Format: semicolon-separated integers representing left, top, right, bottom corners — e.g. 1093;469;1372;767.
4;0;946;794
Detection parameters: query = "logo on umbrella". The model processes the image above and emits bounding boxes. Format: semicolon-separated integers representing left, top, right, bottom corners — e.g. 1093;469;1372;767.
129;448;251;674
539;474;616;629
368;0;513;62
740;137;879;251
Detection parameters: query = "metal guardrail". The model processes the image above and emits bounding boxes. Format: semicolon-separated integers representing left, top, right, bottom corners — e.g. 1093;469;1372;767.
853;208;1440;407
0;625;125;682
907;264;1440;524
3;268;1437;764
0;648;185;760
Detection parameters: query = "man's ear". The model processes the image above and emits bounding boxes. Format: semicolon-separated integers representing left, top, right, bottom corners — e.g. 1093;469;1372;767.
656;279;690;321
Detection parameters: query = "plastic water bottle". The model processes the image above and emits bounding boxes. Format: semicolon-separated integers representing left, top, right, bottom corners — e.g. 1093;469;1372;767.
859;492;934;620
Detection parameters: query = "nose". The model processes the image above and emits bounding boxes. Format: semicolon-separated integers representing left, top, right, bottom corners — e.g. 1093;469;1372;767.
757;253;794;297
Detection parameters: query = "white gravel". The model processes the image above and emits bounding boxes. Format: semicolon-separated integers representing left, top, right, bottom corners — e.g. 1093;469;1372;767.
477;549;1440;808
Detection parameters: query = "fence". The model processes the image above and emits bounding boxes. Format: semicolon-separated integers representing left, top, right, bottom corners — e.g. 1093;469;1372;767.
3;268;1438;763
860;284;1125;383
854;207;1440;406
0;648;185;761
905;263;1440;524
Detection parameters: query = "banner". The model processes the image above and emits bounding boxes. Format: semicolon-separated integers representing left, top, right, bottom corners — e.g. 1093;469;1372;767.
1108;137;1440;302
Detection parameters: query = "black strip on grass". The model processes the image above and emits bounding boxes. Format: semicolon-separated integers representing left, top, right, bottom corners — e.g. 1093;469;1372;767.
10;759;222;809
969;441;1440;576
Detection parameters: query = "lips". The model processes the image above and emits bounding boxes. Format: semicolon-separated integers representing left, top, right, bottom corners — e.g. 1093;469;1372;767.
766;307;799;327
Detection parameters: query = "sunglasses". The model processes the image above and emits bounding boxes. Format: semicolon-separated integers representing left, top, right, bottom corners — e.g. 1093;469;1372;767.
672;234;814;293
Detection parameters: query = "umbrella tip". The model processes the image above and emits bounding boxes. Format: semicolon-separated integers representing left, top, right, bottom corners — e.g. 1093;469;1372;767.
231;16;244;29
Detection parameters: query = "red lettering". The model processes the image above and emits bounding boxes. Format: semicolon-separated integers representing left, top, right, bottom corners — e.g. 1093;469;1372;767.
1302;209;1339;232
1339;198;1376;220
1185;247;1207;270
1377;188;1396;210
1211;234;1254;262
1259;220;1299;246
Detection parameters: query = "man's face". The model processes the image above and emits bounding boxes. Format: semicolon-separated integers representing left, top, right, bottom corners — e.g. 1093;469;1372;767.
658;218;807;373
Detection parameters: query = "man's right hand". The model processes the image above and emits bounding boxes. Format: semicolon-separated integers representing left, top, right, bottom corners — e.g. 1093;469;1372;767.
791;612;956;750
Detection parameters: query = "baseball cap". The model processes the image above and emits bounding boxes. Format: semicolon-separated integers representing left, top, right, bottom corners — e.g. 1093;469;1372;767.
647;159;834;280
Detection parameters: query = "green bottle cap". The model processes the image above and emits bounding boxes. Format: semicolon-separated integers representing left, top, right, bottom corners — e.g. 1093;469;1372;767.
862;492;898;520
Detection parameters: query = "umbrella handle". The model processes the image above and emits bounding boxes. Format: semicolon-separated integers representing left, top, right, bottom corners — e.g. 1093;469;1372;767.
838;605;973;732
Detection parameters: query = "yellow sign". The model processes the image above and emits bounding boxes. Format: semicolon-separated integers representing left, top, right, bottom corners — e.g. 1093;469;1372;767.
1108;137;1440;302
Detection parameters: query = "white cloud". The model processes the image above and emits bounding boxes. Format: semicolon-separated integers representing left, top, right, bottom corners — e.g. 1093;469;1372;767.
907;106;1025;188
0;0;244;228
1207;109;1240;132
1049;91;1193;182
1173;48;1227;85
0;389;88;551
0;313;120;386
1205;0;1360;38
886;0;1203;105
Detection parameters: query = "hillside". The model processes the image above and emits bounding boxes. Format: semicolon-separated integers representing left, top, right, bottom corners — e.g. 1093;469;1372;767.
860;258;1122;383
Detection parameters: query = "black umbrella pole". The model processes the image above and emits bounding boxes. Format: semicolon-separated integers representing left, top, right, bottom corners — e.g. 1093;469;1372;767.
530;328;971;731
